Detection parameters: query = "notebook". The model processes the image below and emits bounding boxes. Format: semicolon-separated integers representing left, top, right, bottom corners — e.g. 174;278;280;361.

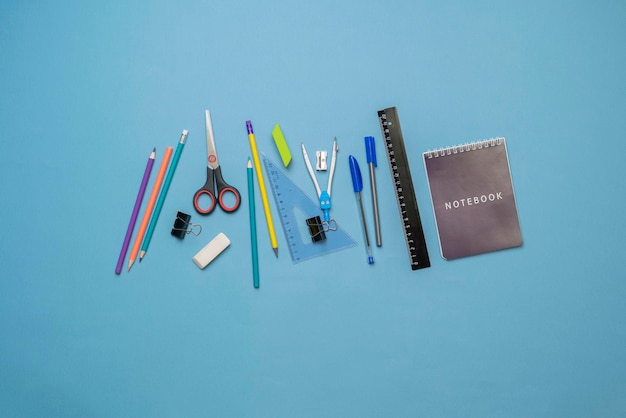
423;137;522;260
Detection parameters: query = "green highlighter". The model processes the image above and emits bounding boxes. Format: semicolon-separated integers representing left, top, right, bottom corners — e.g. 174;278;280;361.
272;123;292;167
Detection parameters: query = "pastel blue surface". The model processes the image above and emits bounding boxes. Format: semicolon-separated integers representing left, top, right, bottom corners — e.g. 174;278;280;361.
1;1;625;417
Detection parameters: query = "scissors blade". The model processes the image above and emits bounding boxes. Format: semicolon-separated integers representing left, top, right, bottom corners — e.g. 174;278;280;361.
205;110;219;169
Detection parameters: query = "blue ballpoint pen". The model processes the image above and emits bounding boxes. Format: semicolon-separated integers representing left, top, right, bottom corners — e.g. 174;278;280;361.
365;136;382;247
349;155;374;264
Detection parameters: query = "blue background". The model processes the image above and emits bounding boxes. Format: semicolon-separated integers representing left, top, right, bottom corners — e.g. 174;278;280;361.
1;1;625;416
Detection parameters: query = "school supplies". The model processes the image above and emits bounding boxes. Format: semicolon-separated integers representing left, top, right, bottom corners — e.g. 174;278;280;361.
316;151;328;170
128;147;173;271
262;153;355;263
247;158;260;288
246;120;279;257
423;137;523;260
301;138;338;225
306;216;326;242
115;148;155;274
140;130;188;261
349;155;374;264
272;123;292;167
192;232;231;269
377;107;430;270
364;136;382;247
171;211;201;239
193;110;241;215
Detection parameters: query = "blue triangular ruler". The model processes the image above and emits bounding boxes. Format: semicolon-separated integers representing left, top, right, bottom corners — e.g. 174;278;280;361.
261;153;356;263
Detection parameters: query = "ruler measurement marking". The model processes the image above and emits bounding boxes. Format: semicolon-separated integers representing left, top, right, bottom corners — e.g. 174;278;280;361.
378;107;430;270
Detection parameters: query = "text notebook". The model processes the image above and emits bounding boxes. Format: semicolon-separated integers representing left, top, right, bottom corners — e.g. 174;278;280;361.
423;137;522;260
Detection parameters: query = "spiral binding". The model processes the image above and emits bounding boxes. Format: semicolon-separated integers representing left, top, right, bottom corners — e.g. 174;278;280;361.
425;137;504;159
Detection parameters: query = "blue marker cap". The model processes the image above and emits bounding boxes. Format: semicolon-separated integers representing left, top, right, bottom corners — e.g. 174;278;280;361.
365;136;377;166
349;155;363;193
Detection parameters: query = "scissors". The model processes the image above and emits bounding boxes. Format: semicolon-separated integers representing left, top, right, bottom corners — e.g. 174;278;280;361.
193;110;241;215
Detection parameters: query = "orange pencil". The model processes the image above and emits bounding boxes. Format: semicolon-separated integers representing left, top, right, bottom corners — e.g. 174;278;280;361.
128;147;173;271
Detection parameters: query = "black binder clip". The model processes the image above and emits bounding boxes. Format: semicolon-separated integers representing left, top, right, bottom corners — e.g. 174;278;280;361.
171;211;202;239
306;216;326;243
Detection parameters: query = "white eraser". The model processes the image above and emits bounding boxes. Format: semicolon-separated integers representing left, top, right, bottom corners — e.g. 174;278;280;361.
192;232;230;269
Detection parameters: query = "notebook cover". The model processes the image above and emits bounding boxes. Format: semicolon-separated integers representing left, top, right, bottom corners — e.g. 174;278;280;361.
423;138;522;260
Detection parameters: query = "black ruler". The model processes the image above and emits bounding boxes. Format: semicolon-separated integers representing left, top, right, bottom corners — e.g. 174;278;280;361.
377;107;430;270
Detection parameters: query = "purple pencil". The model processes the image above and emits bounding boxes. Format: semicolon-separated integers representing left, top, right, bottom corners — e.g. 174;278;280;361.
115;148;156;274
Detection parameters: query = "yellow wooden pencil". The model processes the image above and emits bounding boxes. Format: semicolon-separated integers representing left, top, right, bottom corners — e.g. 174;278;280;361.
246;120;278;257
